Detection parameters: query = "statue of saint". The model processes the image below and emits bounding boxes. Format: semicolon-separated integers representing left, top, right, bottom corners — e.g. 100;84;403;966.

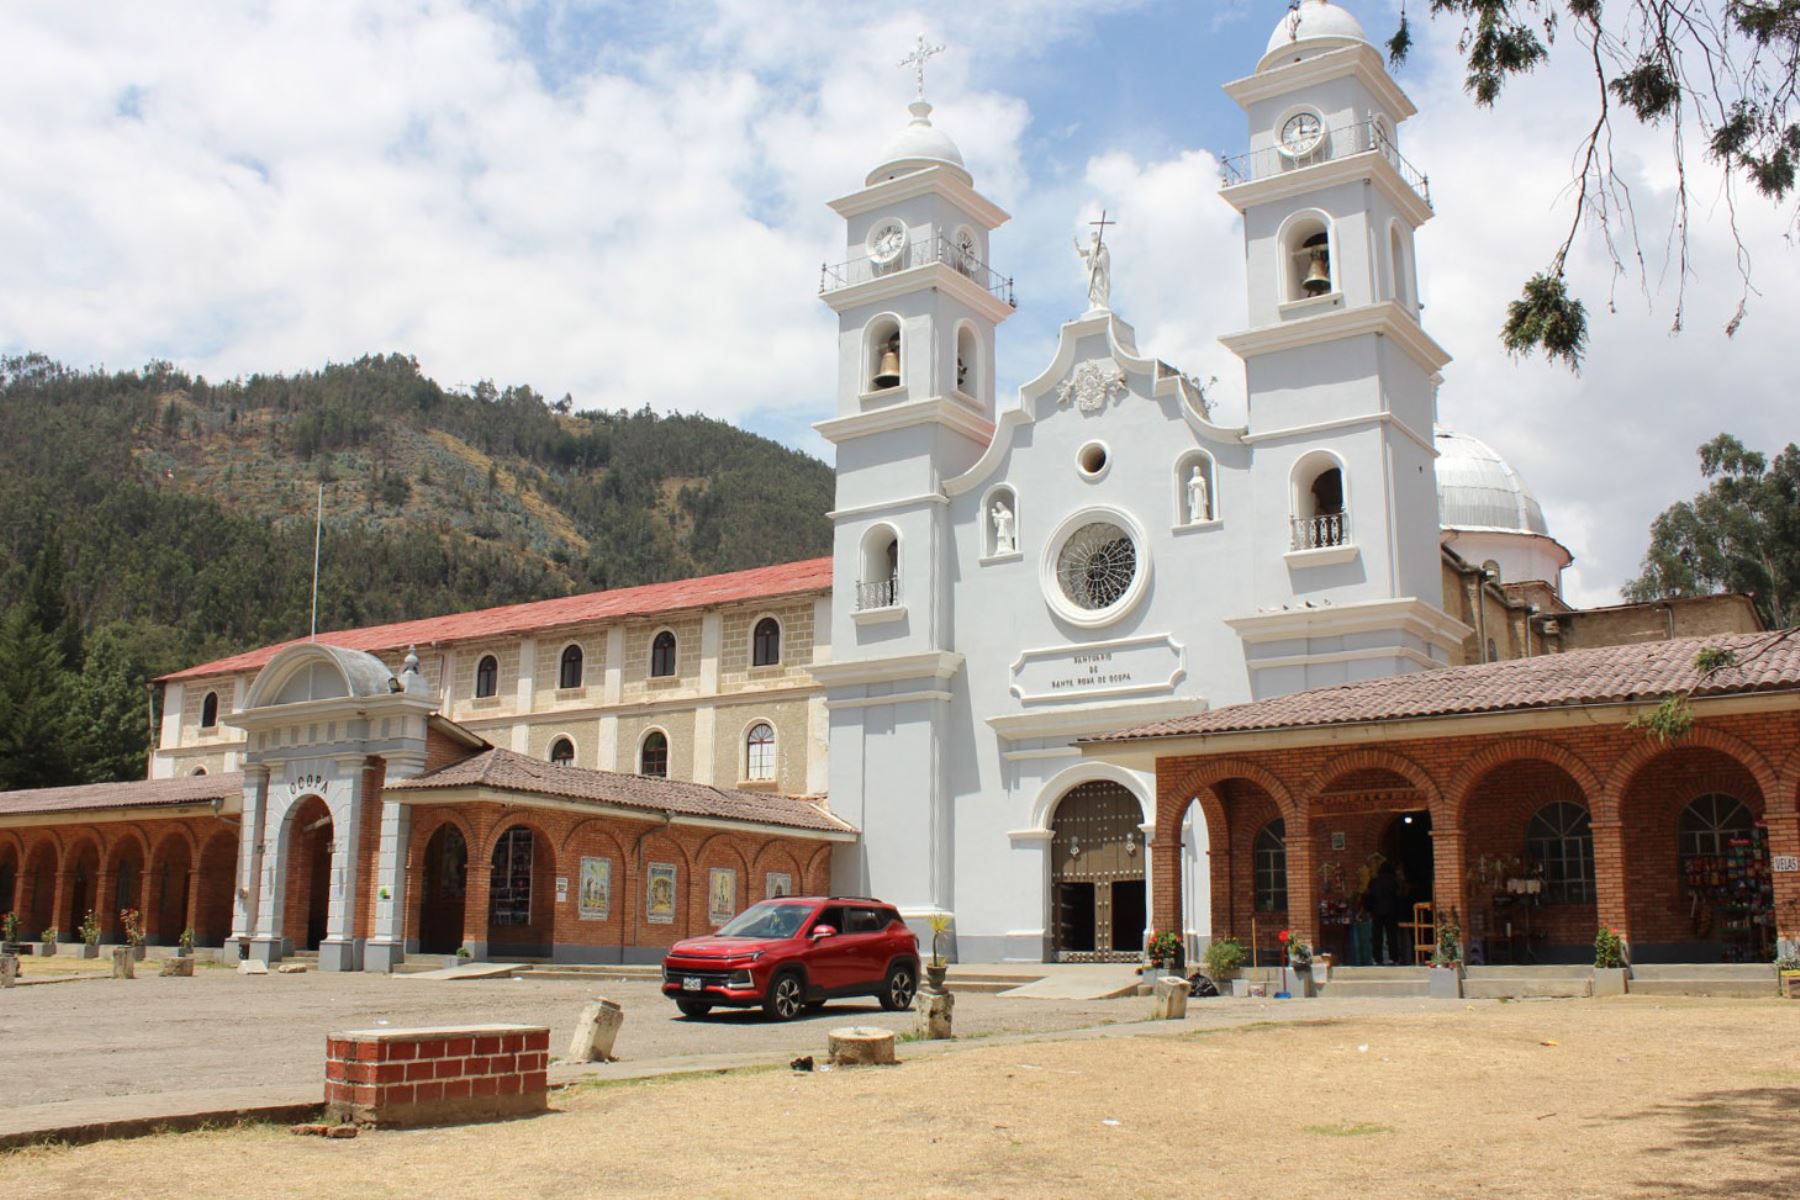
990;501;1016;554
1074;230;1111;311
1187;465;1210;523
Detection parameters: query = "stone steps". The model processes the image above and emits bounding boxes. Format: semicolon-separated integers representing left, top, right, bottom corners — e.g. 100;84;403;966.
1318;978;1430;998
1463;976;1592;1000
1624;965;1778;998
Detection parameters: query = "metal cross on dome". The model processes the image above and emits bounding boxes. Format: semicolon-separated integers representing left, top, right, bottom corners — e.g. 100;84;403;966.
899;34;945;101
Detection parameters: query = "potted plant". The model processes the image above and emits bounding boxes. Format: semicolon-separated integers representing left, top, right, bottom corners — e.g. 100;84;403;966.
41;926;59;957
1430;910;1465;998
447;944;474;969
177;927;195;958
121;908;146;961
79;909;101;959
1;910;19;957
1773;938;1798;999
1281;930;1316;998
1594;926;1629;996
1145;930;1182;980
1203;936;1247;994
924;913;953;993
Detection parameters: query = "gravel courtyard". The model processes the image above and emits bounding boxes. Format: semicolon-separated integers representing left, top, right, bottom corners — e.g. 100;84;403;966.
2;996;1794;1199
0;965;1137;1109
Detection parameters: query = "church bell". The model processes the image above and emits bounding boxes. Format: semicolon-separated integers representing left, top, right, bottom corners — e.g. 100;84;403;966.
874;342;901;389
1302;247;1332;297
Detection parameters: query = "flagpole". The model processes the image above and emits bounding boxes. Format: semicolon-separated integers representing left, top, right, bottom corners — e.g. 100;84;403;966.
310;481;323;641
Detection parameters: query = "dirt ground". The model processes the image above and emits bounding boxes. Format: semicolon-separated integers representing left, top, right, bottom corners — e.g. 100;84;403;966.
0;967;1133;1108
3;996;1795;1198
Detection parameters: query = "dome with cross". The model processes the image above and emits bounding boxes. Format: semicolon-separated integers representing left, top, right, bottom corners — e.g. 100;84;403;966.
1259;0;1369;72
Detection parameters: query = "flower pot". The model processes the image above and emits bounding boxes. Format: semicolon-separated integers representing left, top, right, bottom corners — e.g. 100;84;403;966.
1428;966;1463;999
925;964;948;993
1592;966;1628;997
131;945;146;962
0;942;18;958
40;941;57;958
81;943;99;960
176;946;192;959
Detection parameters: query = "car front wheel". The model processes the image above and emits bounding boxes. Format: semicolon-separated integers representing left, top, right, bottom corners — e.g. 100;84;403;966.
764;972;806;1021
879;962;917;1011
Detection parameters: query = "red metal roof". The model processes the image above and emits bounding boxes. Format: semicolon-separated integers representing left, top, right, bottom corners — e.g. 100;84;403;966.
0;772;242;818
1090;630;1800;743
159;558;833;683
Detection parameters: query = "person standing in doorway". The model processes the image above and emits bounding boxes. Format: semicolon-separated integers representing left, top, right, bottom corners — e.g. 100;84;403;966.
1365;861;1403;966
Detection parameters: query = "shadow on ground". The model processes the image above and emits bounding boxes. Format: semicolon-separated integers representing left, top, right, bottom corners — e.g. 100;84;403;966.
1622;1085;1800;1196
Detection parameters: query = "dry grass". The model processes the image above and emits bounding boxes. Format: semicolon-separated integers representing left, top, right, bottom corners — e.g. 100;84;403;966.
3;997;1796;1199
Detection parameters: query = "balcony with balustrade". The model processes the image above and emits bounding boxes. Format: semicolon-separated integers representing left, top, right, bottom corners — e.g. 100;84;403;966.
1219;118;1431;212
821;232;1015;309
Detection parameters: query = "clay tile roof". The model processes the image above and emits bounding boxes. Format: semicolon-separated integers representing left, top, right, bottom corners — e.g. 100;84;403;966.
1090;630;1800;743
158;557;833;684
386;747;854;837
0;772;242;817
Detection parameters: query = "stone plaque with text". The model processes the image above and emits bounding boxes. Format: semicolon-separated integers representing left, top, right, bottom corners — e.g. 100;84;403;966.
1009;634;1184;703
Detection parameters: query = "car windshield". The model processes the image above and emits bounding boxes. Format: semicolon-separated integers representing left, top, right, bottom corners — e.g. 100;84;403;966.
714;901;813;939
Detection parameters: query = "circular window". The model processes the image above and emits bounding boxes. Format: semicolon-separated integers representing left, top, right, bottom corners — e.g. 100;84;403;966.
1077;441;1109;478
1041;508;1150;627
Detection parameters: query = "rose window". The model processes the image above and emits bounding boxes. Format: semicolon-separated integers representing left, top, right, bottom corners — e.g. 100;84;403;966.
1054;522;1138;611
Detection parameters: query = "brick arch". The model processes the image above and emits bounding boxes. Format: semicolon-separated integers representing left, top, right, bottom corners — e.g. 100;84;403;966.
1600;725;1780;824
1444;738;1604;826
1156;757;1298;847
59;835;103;934
690;834;752;926
409;811;478;953
750;843;806;898
146;828;196;944
1300;748;1445;822
19;835;61;937
804;842;834;894
0;829;24;861
1776;741;1800;817
476;809;558;863
410;809;478;863
555;818;628;868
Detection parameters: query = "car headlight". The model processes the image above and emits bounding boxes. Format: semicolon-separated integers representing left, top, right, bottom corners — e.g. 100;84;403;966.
729;970;755;988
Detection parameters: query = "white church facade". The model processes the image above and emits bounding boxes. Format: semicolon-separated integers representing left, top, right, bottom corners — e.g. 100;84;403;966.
1;3;1767;970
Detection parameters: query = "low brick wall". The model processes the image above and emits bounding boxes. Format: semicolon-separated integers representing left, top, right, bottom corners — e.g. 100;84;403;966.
324;1024;550;1128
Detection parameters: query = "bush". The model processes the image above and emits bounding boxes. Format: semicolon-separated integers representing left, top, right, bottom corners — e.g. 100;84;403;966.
1594;926;1627;969
1203;936;1246;979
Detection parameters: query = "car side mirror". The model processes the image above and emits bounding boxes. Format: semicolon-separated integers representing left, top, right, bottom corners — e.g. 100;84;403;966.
810;924;837;940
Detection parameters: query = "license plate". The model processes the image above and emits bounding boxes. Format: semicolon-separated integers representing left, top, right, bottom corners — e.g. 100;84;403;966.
682;977;702;991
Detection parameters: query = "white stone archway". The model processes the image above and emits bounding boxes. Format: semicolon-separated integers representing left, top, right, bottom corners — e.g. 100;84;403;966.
1019;761;1155;962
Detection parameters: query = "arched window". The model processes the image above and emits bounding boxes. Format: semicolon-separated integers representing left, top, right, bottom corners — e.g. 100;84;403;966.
1679;793;1755;861
191;766;208;777
559;644;584;690
475;655;499;699
1526;802;1595;903
199;692;219;729
857;526;900;610
1254;819;1288;912
955;324;979;397
650;631;677;678
1280;214;1333;303
549;737;574;767
1291;453;1348;550
752;618;781;667
489;826;533;926
640;731;669;778
1389;223;1412;310
745;722;776;781
865;316;902;392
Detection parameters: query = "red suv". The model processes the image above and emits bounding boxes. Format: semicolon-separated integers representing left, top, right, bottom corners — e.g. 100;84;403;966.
661;896;920;1020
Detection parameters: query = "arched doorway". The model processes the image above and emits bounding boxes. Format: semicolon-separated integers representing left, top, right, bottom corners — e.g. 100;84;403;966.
418;823;469;955
195;832;237;946
487;823;554;958
22;842;56;939
1380;810;1434;915
149;836;193;946
106;840;147;941
62;840;100;936
283;797;334;953
0;845;17;924
1050;781;1146;962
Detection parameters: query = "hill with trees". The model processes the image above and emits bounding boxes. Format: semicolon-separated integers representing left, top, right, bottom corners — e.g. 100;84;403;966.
0;352;832;789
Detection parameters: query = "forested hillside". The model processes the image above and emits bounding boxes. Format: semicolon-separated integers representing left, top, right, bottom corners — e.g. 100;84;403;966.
0;353;832;789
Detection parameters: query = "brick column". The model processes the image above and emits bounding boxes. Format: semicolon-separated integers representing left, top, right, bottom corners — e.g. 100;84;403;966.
52;870;71;936
1432;827;1466;938
1209;846;1233;941
1150;826;1182;938
184;866;202;944
1285;809;1318;944
1591;818;1631;947
463;858;492;960
1763;808;1800;947
97;864;122;943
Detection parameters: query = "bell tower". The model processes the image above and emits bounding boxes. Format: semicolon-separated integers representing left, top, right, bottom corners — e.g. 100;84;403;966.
1220;1;1468;695
812;48;1013;926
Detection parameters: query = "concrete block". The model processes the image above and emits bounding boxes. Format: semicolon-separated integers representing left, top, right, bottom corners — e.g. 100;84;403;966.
237;959;269;976
1152;976;1188;1019
276;963;308;974
567;997;624;1063
159;956;195;978
0;954;17;988
1592;967;1628;997
915;990;955;1039
110;946;135;979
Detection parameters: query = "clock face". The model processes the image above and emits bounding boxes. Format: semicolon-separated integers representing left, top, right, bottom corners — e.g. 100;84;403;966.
1279;111;1325;158
868;220;907;265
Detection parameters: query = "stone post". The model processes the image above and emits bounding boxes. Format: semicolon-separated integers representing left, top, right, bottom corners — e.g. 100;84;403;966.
914;989;954;1039
567;997;625;1062
0;954;17;988
1152;975;1188;1020
110;945;135;979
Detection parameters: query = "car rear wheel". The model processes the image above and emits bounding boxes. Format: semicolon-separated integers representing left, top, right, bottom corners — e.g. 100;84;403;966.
764;972;806;1021
676;999;712;1018
879;962;917;1011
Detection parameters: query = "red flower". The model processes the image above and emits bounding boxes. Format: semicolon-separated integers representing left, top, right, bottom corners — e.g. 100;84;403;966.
1278;929;1291;943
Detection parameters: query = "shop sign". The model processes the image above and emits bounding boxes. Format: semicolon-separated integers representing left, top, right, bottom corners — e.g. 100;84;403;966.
1772;855;1799;873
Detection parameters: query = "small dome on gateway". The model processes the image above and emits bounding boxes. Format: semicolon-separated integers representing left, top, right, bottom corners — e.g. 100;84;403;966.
1435;426;1551;536
867;100;970;187
1260;0;1369;72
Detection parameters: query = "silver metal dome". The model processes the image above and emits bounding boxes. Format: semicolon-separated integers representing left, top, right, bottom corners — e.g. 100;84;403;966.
1435;426;1551;536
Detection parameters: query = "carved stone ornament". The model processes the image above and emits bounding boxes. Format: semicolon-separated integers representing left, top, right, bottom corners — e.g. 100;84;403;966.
1058;360;1127;416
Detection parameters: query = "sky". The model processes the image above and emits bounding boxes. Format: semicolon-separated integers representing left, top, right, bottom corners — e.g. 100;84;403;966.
0;0;1793;608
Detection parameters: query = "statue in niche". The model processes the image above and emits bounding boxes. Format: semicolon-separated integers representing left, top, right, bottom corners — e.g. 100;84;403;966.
1187;465;1210;523
990;500;1016;554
